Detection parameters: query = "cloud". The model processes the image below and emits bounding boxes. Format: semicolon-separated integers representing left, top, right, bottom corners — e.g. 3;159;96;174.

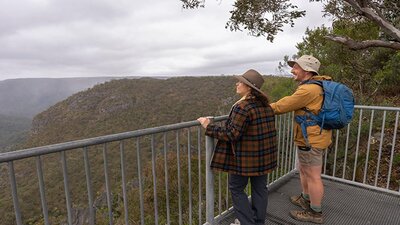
0;0;330;80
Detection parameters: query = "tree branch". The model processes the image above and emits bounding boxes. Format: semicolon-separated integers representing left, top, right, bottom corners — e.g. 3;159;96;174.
344;0;400;42
325;35;400;50
368;0;385;19
180;0;205;9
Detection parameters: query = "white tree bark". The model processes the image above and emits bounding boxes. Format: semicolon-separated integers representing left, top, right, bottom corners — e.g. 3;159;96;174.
344;0;400;42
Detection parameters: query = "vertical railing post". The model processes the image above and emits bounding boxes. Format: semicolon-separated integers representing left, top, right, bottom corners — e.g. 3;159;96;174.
8;161;23;225
102;144;113;225
205;135;215;224
36;156;50;225
83;147;95;225
61;151;72;225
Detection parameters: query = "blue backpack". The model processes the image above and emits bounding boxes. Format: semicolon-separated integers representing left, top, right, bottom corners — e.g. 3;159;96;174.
295;80;355;146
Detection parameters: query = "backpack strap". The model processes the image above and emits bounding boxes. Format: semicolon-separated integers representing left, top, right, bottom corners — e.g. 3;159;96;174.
295;113;319;147
295;80;324;147
303;80;325;131
300;79;323;87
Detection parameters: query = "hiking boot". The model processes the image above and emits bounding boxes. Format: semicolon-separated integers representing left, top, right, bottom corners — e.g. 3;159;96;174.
290;194;310;210
290;209;324;224
230;218;240;225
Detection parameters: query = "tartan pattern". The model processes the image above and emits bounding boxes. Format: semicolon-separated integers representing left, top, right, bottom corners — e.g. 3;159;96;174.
205;97;278;176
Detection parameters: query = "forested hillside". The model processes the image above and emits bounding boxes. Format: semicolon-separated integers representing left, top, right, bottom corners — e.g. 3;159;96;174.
25;76;236;147
24;75;298;148
0;114;31;152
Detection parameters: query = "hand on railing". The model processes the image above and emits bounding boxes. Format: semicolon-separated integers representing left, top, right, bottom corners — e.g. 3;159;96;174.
197;116;213;128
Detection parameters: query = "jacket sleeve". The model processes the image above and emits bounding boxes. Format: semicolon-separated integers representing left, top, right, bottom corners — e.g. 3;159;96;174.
205;103;249;142
270;84;321;114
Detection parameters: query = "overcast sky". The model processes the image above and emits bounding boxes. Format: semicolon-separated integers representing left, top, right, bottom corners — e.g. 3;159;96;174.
0;0;331;81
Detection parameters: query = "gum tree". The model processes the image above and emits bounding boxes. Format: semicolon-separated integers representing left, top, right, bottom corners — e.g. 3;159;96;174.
180;0;400;50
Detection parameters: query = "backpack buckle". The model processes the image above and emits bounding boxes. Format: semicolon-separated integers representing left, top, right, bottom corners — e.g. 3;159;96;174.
298;146;311;151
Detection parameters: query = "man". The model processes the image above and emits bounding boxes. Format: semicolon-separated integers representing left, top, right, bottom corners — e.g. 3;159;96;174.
270;55;332;224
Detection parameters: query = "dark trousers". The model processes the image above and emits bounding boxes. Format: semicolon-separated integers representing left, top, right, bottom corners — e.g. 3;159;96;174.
229;174;268;225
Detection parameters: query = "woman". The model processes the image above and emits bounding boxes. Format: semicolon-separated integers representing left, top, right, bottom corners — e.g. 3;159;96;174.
197;69;277;225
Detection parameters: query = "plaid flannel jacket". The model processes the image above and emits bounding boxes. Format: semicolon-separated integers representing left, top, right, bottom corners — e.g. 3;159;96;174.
205;96;277;176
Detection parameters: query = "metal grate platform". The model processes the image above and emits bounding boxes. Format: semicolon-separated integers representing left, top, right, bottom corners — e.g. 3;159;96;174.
217;174;400;225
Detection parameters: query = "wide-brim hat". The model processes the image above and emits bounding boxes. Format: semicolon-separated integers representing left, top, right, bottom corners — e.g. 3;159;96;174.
235;69;269;99
288;55;320;75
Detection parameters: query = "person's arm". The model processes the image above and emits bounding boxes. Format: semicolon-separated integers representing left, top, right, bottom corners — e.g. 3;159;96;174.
199;104;249;142
270;85;320;114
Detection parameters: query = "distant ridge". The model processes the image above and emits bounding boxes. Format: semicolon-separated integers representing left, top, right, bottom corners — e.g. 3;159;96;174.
0;77;125;118
0;76;125;152
26;76;238;147
0;75;236;152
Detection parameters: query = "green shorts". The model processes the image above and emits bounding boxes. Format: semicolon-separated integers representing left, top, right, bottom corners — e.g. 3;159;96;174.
297;146;325;166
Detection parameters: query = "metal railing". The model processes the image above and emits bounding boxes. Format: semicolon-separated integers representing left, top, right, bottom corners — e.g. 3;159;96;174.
0;105;399;225
0;117;232;225
321;105;400;195
205;104;400;225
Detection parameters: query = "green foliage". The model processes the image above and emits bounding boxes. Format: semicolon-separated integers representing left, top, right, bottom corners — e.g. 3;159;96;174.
262;77;297;102
394;154;400;168
296;26;331;59
226;0;305;42
375;52;400;96
332;20;380;40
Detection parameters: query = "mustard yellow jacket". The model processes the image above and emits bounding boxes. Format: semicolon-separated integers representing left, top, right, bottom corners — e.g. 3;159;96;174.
270;76;332;149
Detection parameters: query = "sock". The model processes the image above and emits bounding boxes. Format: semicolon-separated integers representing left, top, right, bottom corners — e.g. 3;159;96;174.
310;204;322;213
301;192;310;201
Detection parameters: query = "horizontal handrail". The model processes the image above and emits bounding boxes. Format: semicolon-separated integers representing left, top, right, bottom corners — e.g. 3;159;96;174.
354;105;400;111
2;105;399;163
